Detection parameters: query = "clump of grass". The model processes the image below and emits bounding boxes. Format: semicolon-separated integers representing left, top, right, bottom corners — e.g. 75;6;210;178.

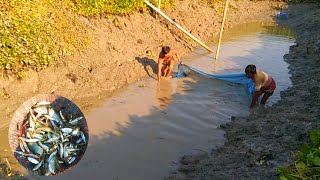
0;0;91;77
278;129;320;180
67;0;174;16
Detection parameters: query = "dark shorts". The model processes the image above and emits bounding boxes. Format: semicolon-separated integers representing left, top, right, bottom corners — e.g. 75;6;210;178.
263;77;276;95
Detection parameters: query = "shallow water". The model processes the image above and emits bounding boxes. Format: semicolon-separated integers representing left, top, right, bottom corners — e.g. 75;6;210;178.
1;22;295;179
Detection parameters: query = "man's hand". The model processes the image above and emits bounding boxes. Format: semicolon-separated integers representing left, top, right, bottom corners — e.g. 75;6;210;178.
250;90;262;108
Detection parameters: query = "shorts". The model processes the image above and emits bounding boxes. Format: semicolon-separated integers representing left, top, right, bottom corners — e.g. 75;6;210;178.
263;77;276;95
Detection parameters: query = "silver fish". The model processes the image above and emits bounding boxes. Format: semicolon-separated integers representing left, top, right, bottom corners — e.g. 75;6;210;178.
19;141;26;152
69;117;83;125
20;139;30;152
49;108;62;125
23;138;39;143
80;131;86;143
33;133;44;140
27;157;39;164
32;159;43;171
37;141;49;153
63;143;70;159
68;157;76;164
76;138;82;144
28;142;44;156
33;106;48;117
15;151;39;159
61;128;73;134
50;119;58;130
48;151;57;162
48;158;56;174
59;110;66;121
71;127;80;137
45;136;59;143
59;143;64;159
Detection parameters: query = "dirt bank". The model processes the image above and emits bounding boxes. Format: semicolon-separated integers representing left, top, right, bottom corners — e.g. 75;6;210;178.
0;0;283;178
167;3;320;180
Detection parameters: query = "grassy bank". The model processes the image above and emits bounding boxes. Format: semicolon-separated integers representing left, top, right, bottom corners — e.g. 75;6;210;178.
0;0;90;78
67;0;174;16
0;0;173;78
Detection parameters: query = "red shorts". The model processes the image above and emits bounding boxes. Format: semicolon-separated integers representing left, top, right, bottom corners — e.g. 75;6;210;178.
263;77;276;93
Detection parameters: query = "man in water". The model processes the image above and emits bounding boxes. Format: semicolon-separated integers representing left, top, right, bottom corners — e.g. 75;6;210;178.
245;64;276;108
157;46;180;81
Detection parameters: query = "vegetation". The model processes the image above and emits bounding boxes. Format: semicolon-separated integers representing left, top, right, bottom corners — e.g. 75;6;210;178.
0;0;317;78
0;0;90;78
278;129;320;180
67;0;174;16
0;0;174;78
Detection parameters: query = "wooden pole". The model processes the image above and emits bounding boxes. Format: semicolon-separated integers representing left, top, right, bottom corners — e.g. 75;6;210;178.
144;0;214;53
215;0;229;61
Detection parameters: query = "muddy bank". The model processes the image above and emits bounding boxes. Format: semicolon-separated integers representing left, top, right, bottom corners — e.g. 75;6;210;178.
0;0;282;128
0;0;283;178
168;3;320;180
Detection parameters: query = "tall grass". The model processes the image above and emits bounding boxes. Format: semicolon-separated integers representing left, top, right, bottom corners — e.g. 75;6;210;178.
0;0;90;78
67;0;174;16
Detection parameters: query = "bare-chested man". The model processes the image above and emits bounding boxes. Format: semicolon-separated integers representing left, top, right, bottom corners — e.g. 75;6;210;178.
245;64;276;108
157;46;180;81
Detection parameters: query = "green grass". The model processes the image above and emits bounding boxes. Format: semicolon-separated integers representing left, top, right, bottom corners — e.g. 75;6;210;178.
278;129;320;180
0;0;175;78
67;0;174;16
0;0;91;78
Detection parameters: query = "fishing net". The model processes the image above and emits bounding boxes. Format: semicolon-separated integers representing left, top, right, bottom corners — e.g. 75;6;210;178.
8;94;89;176
176;62;255;95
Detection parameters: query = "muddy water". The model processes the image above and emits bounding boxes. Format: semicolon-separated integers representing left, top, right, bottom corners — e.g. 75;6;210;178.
1;22;295;179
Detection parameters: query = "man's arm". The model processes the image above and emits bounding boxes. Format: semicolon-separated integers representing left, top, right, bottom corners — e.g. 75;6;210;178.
250;89;263;108
171;49;180;64
175;52;180;64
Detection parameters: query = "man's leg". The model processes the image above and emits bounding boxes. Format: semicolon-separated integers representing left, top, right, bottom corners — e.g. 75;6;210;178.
161;65;167;77
260;91;273;105
164;60;174;77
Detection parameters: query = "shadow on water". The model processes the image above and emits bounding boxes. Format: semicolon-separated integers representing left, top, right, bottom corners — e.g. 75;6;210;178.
28;76;199;180
28;70;249;180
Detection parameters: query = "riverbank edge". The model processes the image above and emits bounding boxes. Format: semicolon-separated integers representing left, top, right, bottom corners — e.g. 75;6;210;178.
167;3;320;180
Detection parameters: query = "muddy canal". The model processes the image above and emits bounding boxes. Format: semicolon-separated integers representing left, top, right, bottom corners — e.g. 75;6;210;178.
1;22;295;180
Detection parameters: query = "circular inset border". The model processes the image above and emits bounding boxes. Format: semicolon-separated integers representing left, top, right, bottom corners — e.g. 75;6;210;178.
8;94;89;176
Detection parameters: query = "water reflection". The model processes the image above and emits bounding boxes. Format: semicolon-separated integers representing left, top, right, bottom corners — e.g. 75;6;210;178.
156;80;173;109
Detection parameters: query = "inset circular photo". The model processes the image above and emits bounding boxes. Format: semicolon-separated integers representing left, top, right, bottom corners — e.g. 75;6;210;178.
8;94;89;176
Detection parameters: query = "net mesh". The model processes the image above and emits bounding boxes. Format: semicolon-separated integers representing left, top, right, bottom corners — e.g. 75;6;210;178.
176;62;255;95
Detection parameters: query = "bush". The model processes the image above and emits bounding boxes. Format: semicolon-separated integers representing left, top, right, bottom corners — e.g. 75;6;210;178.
278;129;320;180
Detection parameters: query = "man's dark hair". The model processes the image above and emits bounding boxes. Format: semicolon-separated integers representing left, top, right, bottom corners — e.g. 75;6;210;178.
161;46;171;55
245;64;256;74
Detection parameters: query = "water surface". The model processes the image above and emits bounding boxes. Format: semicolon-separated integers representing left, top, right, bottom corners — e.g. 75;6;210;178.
1;22;295;180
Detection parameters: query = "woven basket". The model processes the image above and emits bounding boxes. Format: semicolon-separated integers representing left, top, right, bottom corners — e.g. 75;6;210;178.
8;94;89;176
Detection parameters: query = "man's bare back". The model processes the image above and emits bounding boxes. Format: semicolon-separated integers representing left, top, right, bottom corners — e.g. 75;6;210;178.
157;46;180;81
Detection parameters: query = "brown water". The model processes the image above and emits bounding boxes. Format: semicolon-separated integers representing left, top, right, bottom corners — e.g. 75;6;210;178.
1;22;295;180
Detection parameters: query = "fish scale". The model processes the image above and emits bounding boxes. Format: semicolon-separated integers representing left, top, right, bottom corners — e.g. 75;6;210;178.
16;101;87;176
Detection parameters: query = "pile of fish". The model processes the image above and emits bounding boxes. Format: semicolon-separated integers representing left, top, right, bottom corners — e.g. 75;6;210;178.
15;101;87;176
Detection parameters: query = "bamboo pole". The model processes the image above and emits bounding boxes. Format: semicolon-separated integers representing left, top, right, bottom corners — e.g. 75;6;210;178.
215;0;229;61
144;0;214;53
